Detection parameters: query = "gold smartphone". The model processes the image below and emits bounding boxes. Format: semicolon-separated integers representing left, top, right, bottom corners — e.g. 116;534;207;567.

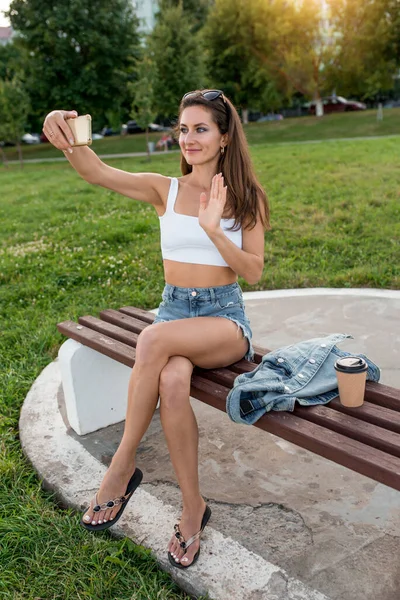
65;114;92;146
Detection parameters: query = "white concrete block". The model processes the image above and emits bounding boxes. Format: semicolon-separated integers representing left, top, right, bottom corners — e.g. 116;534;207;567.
58;339;132;435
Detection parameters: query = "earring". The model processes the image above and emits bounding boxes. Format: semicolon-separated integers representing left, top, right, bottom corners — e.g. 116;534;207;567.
220;146;225;155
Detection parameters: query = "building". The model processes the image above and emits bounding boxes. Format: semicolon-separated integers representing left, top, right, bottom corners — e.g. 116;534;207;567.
132;0;159;35
0;26;13;46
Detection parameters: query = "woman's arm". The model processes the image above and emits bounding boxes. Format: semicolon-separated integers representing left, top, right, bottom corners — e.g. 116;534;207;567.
42;110;166;207
200;174;265;285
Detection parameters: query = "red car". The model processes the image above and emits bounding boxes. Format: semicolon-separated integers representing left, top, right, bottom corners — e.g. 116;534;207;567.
308;96;367;115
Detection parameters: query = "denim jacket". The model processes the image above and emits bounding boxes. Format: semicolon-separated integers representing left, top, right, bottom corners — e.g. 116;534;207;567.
226;333;381;425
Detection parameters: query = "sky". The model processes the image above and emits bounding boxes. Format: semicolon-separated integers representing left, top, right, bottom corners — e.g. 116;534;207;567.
0;0;10;27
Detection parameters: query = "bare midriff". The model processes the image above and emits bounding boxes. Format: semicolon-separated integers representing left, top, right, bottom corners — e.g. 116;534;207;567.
163;259;238;288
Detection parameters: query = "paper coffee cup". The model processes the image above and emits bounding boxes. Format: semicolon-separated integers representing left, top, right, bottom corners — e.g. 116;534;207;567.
334;356;368;407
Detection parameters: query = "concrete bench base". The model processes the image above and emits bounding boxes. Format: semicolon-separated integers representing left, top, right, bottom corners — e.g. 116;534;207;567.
59;339;144;435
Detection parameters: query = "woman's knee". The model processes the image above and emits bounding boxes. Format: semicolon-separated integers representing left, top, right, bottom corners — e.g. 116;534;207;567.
135;325;164;365
159;356;194;409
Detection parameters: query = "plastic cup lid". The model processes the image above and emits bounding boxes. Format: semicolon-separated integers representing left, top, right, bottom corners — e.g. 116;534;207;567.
334;356;368;373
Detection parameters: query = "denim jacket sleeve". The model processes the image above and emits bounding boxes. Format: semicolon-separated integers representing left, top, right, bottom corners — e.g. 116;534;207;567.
226;333;381;425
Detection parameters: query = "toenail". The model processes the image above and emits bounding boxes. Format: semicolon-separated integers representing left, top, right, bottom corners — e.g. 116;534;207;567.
103;519;108;522
98;520;102;524
91;521;96;525
83;515;91;522
175;558;180;563
182;557;188;562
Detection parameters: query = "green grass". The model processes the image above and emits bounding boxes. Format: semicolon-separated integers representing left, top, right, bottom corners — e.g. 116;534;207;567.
3;107;400;162
0;137;399;599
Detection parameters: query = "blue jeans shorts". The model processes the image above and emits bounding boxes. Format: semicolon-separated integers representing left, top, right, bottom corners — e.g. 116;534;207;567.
152;282;255;362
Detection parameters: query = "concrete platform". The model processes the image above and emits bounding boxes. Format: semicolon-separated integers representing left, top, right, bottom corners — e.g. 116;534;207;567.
20;288;400;600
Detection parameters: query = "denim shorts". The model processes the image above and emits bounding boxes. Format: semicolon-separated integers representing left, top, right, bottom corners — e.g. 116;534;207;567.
152;282;255;362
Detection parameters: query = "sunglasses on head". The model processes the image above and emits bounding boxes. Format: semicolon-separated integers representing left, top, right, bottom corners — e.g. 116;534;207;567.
182;89;226;103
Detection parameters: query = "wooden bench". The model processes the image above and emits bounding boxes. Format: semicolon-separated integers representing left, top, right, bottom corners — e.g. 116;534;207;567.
57;305;400;491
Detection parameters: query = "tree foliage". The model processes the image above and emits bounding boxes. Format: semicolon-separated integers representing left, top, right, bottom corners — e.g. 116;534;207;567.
326;0;398;99
147;3;205;120
158;0;213;33
0;76;31;166
6;0;141;131
202;0;282;116
129;55;157;157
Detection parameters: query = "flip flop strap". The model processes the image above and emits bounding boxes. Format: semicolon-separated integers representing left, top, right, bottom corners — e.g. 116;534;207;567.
93;490;132;512
174;523;203;550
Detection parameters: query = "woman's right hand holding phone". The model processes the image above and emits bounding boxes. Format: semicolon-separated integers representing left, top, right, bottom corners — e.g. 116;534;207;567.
42;110;78;153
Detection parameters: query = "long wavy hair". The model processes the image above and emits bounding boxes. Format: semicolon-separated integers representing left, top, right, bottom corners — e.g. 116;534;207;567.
174;90;270;232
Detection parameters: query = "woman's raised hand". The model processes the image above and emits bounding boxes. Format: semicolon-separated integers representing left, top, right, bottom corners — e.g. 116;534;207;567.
42;110;78;153
199;172;227;234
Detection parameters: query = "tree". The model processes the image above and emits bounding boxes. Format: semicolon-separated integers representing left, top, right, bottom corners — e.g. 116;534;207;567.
146;2;205;120
158;0;213;33
241;0;337;117
128;55;157;160
326;0;399;100
6;0;141;131
202;0;283;123
0;76;31;167
0;41;26;82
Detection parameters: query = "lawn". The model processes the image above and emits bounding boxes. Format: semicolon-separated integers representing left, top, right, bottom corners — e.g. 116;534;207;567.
2;107;400;162
0;136;399;599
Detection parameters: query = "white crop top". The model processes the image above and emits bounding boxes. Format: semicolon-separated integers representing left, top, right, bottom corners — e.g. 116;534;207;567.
159;177;242;267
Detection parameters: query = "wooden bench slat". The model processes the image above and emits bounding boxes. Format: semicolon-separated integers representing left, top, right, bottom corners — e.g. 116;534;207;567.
329;398;400;434
119;306;155;323
188;376;400;491
99;309;147;335
360;381;400;411
295;403;400;458
78;316;138;347
57;321;136;368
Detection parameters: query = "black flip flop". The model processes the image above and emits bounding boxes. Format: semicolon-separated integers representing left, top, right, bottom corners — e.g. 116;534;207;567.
80;467;143;532
168;504;212;569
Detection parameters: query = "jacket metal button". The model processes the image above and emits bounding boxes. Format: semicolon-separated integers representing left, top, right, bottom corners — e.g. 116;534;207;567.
191;291;197;296
298;373;304;378
320;343;327;348
284;385;291;391
309;358;316;364
277;358;284;363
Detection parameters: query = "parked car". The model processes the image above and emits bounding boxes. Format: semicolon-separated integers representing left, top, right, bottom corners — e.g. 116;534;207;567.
22;133;41;144
148;123;170;132
92;133;104;140
308;96;367;114
121;121;169;135
121;120;144;135
100;126;120;136
257;114;284;122
382;100;400;108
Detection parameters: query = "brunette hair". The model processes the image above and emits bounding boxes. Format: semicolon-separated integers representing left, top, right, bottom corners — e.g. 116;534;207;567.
174;90;270;232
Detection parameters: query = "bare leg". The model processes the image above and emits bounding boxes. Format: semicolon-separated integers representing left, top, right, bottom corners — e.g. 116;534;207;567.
159;356;207;566
82;357;168;525
82;317;247;528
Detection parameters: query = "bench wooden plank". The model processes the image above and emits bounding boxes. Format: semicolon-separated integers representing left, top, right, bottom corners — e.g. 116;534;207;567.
57;321;136;368
295;404;400;458
329;398;400;434
357;381;400;412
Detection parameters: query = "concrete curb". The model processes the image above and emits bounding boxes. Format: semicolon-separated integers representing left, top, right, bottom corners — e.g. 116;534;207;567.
240;287;400;301
20;360;331;600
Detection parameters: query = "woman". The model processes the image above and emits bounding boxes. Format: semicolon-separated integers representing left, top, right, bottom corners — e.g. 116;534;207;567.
43;89;270;569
